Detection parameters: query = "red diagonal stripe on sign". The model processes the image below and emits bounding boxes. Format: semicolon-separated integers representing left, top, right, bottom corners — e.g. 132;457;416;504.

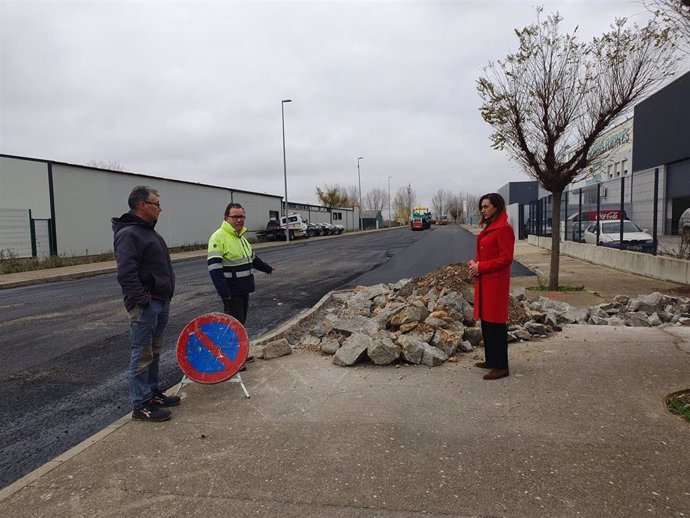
192;323;234;370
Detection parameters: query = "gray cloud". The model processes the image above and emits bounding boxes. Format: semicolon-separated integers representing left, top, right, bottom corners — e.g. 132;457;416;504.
0;0;657;205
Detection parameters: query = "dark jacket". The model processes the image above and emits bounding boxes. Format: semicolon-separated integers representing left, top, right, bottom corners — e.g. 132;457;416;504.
112;212;175;311
473;210;515;323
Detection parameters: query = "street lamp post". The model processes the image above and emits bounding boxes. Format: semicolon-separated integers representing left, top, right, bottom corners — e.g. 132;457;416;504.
281;99;292;241
357;156;364;231
387;176;392;227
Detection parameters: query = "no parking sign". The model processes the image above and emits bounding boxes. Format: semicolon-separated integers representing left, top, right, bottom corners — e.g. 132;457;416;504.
176;312;249;384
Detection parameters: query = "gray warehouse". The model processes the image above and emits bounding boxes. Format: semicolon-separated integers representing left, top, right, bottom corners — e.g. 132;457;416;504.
0;154;357;257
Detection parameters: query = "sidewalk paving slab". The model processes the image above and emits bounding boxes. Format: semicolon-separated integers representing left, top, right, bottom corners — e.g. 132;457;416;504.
1;326;688;517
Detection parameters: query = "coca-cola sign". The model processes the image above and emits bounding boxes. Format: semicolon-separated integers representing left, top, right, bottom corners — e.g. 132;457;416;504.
599;211;622;220
570;210;627;222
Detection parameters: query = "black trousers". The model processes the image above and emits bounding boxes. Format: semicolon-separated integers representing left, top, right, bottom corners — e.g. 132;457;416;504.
481;320;509;370
223;294;250;325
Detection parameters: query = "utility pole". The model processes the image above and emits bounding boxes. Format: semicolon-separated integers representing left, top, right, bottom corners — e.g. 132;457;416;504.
387;176;392;227
407;183;412;222
357;157;364;231
281;99;292;241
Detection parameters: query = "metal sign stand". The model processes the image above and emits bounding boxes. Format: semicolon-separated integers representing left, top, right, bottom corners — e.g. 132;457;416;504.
175;312;252;399
174;373;250;398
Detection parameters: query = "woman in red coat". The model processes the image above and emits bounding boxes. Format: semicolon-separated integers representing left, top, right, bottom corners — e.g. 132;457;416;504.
468;193;514;380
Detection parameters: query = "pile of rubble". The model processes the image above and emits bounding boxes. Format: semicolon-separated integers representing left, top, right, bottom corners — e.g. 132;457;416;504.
526;291;690;328
259;263;690;368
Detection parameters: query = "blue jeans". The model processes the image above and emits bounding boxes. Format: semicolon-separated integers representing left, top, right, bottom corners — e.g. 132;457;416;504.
127;299;170;409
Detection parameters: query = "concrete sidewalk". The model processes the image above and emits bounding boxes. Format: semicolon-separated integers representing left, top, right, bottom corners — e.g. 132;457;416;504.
1;326;688;517
1;229;689;517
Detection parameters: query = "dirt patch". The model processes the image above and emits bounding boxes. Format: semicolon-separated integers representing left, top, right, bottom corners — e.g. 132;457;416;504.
666;389;690;423
668;285;690;297
414;262;475;292
413;262;529;326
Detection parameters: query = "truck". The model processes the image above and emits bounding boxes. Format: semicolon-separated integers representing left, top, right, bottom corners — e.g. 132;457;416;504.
255;213;309;242
280;213;309;239
410;206;432;231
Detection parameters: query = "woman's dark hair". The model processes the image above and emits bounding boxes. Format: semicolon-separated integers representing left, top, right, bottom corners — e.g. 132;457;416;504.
478;193;506;226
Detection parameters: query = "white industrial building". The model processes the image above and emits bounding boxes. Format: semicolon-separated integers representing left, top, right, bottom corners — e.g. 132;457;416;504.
0;154;358;258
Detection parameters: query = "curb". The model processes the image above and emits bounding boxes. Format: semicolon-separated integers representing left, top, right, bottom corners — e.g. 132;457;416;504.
0;267;119;290
251;291;335;348
0;228;392;290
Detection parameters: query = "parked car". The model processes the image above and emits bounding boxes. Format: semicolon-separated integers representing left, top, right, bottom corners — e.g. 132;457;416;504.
567;209;628;242
583;219;655;252
319;223;334;235
332;224;344;235
523;217;552;237
305;222;320;238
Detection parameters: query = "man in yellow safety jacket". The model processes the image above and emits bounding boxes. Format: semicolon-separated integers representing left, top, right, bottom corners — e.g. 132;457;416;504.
207;203;274;359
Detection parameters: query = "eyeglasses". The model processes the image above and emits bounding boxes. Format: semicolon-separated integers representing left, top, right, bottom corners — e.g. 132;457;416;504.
227;215;245;220
143;201;161;208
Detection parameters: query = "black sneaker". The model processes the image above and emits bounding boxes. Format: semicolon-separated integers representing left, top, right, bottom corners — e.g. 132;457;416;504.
151;391;181;407
132;404;171;422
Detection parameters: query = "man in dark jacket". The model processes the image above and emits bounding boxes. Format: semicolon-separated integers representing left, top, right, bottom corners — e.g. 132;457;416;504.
112;185;179;422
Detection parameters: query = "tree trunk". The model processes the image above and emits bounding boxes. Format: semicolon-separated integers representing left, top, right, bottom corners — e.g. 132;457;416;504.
549;189;563;290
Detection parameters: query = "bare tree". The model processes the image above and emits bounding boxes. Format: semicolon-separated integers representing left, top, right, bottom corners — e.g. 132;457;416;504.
645;0;690;55
447;193;464;223
393;185;416;223
431;189;451;218
477;8;678;289
87;160;127;171
344;185;360;208
465;193;481;224
363;187;389;212
316;184;350;208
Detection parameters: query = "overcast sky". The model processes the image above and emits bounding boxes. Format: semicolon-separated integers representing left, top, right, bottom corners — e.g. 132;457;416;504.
0;0;670;207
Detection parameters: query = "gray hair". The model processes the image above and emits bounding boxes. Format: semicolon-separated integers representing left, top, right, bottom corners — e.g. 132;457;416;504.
128;186;158;210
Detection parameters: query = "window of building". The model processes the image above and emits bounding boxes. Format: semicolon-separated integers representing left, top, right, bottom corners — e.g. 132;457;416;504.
621;159;628;176
607;164;613;179
333;212;342;220
583;189;598;204
269;210;279;221
614;162;621;177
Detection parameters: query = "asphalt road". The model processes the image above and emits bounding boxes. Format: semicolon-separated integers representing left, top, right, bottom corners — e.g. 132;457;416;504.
0;225;533;488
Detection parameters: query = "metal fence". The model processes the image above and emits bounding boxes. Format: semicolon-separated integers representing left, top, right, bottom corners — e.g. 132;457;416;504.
0;208;55;258
524;168;668;255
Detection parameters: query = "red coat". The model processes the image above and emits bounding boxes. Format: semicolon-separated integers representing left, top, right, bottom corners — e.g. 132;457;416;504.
473;210;515;323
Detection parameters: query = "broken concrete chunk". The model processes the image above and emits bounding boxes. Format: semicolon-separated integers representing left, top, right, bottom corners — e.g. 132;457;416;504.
367;338;401;365
332;333;372;366
422;343;448;367
261;338;293;360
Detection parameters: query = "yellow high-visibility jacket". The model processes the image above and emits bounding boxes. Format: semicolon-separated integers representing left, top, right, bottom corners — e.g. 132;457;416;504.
207;221;272;299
